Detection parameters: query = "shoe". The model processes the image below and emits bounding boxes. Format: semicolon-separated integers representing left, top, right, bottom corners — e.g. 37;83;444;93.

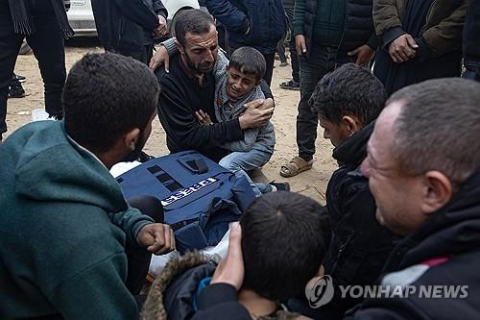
15;74;27;83
270;181;291;192
48;113;64;120
279;79;300;91
138;151;155;163
7;84;26;98
280;61;289;67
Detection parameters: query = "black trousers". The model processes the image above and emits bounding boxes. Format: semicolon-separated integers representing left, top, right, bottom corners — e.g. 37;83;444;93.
285;6;299;82
125;195;165;295
0;0;66;134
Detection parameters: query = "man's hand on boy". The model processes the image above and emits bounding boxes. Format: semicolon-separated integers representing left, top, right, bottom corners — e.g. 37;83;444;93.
137;223;176;255
195;110;213;126
239;99;274;130
149;45;170;72
211;222;244;291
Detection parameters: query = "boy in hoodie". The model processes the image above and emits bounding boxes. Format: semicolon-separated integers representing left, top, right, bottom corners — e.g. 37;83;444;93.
288;63;396;319
0;53;175;319
142;191;330;320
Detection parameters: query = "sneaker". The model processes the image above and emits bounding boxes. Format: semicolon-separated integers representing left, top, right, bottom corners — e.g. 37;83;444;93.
270;181;291;192
138;151;155;163
48;113;64;120
280;61;289;67
15;74;27;83
7;84;26;98
279;79;300;91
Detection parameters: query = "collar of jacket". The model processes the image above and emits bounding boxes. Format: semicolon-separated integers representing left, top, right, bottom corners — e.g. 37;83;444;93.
332;121;374;168
384;167;480;273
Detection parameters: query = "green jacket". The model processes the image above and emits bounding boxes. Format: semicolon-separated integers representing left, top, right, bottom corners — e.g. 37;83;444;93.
373;0;467;57
0;121;154;319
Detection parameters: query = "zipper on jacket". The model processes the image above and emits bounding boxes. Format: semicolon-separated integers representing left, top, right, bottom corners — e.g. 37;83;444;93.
420;0;437;34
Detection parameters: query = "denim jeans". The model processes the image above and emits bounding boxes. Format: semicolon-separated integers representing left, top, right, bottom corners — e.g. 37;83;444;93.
219;149;273;196
296;43;351;160
0;0;66;134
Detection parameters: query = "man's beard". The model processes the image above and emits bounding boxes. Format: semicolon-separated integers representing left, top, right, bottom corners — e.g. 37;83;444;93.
184;52;214;74
122;130;148;162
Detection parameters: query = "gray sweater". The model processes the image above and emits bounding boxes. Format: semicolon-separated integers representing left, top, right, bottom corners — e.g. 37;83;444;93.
213;51;275;153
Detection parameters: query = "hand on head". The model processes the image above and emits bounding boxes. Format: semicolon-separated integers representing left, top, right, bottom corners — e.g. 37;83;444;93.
211;222;244;291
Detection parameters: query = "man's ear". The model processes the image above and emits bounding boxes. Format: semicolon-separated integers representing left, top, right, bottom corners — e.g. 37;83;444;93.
341;115;362;135
175;40;185;55
421;171;453;215
123;128;141;152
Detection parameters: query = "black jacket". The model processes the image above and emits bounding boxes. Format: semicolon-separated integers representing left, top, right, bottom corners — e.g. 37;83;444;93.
204;0;286;54
156;55;244;161
156;53;274;162
345;168;480;319
322;122;396;318
463;0;480;77
142;252;297;320
91;0;167;51
299;0;377;57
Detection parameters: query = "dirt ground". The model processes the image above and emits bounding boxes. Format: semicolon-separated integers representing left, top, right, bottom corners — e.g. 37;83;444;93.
5;43;338;204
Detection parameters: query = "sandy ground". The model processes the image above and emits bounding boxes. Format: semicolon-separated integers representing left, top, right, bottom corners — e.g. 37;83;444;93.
5;42;338;204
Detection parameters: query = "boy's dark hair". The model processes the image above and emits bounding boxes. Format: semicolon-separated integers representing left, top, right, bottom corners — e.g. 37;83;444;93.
240;191;330;302
63;53;159;153
310;63;387;125
174;9;215;47
229;47;266;81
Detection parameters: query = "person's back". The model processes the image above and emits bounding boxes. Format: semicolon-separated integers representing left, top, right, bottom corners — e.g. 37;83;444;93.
142;192;330;320
0;53;173;319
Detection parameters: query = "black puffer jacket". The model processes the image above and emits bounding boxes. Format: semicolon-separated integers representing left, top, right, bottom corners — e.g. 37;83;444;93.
299;0;377;57
463;0;480;79
205;0;286;54
345;168;480;320
142;252;299;320
91;0;167;51
323;122;396;317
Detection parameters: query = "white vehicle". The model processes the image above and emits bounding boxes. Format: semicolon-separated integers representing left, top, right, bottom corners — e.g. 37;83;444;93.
67;0;200;37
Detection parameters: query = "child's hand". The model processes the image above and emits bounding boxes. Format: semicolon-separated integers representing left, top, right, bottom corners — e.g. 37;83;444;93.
195;110;213;126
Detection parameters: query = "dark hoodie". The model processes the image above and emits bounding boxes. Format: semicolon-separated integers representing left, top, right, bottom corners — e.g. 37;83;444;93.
320;122;396;318
0;121;154;319
143;252;300;320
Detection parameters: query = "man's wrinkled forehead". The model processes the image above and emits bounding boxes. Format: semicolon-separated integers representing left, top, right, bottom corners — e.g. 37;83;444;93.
368;101;403;159
185;25;217;49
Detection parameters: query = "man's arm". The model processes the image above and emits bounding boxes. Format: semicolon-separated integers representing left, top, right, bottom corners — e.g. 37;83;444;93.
108;207;154;245
113;0;161;31
420;0;467;58
204;0;250;34
158;76;244;150
372;0;404;42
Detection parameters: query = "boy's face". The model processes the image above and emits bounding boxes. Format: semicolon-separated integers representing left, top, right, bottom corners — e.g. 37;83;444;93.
318;116;354;147
226;66;259;100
